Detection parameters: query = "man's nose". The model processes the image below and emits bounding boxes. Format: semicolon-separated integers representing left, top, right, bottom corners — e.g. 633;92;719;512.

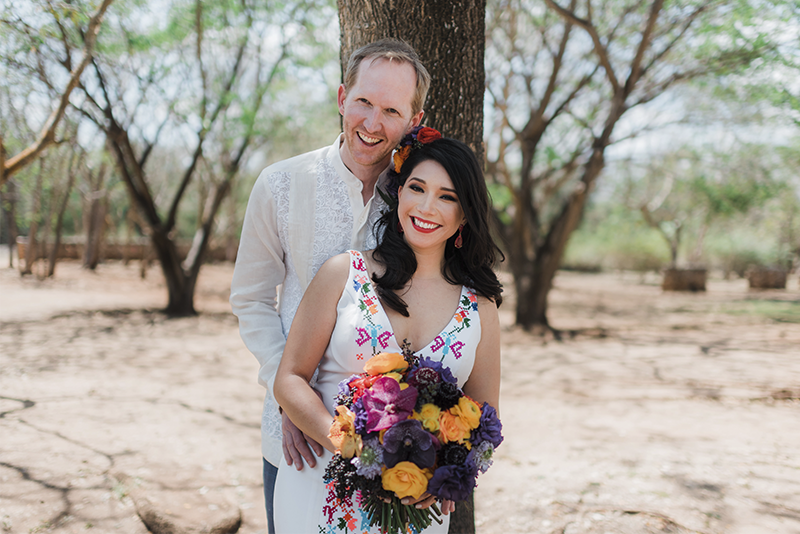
363;109;381;132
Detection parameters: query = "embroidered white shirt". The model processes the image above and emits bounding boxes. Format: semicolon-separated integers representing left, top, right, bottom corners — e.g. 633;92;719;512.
230;134;388;465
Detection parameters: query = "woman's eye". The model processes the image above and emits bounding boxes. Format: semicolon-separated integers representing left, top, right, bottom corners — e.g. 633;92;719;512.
410;184;424;192
441;194;457;202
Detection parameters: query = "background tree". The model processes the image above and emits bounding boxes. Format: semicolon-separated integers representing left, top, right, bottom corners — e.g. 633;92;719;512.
0;0;113;187
68;0;335;315
632;145;783;270
485;0;773;332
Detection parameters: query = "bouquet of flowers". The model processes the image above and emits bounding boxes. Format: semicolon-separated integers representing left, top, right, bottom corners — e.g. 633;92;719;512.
324;351;503;534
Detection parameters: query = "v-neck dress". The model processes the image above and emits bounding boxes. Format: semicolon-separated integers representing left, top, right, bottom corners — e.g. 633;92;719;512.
274;250;481;533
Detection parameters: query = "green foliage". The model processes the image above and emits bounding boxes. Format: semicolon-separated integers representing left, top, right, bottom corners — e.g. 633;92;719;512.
563;205;671;272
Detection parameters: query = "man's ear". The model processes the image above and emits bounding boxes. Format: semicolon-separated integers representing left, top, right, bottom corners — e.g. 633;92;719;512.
337;85;347;115
408;109;424;130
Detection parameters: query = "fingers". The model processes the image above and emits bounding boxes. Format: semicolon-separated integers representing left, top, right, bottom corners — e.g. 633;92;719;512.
281;413;306;471
306;434;325;458
441;499;456;515
281;413;323;470
401;493;437;509
293;433;317;469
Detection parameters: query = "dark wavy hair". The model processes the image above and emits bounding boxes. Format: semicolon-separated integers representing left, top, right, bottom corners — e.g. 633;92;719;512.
373;137;504;317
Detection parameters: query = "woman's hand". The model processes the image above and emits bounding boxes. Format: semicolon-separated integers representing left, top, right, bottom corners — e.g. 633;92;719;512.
399;494;456;514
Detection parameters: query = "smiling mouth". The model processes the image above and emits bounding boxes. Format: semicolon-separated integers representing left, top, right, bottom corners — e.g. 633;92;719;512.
358;132;382;146
411;217;441;231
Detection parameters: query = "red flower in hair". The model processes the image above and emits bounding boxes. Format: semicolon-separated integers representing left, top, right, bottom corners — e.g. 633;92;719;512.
416;127;442;144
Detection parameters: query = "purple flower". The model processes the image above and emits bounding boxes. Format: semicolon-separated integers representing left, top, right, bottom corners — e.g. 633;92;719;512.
471;403;503;448
382;419;436;469
427;463;477;502
351;397;369;435
410;357;457;385
466;440;494;474
361;377;418;433
352;437;384;479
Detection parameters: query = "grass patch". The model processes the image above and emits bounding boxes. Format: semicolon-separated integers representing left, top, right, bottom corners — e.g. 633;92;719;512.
721;299;800;323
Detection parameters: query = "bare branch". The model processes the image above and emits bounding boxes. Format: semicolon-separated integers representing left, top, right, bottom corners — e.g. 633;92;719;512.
2;0;114;186
624;0;665;94
165;9;253;233
544;0;620;93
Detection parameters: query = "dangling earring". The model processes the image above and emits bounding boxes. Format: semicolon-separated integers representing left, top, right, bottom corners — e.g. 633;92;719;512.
398;221;404;234
454;224;464;249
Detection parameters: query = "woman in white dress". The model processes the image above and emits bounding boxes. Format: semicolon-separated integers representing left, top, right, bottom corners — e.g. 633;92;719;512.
273;136;503;533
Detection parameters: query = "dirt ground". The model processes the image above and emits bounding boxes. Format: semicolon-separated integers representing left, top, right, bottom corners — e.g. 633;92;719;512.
1;249;799;534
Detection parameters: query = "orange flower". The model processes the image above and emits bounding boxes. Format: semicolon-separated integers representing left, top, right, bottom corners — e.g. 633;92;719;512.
393;145;411;173
382;461;432;500
364;352;408;376
328;406;362;458
438;410;471;444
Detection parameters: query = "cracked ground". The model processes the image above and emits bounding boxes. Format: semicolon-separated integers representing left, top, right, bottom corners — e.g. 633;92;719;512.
1;256;799;534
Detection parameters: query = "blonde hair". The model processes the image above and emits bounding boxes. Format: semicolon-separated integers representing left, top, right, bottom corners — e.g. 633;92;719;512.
343;38;431;116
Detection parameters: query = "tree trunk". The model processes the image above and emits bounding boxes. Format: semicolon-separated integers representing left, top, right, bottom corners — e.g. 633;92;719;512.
1;180;19;268
48;157;78;277
22;161;46;276
83;164;109;270
337;0;485;159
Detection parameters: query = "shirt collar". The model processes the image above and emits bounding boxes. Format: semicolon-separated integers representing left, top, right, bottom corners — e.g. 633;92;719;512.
331;133;391;198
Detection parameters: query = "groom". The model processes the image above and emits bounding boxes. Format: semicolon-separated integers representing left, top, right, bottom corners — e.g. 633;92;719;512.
230;38;429;533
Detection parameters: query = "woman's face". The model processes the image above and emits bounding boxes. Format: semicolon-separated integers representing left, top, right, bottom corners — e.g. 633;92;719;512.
397;159;466;253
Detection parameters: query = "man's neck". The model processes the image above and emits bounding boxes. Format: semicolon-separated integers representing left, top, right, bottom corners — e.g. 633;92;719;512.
339;140;387;204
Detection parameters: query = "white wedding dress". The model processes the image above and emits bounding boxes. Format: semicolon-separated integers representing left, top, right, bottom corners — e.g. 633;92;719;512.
274;250;482;533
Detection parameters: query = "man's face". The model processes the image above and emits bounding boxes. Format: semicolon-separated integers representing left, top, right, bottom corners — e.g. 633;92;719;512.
338;57;424;180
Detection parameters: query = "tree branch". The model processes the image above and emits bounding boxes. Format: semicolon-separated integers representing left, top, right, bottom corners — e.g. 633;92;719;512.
624;0;664;95
2;0;114;186
544;0;620;93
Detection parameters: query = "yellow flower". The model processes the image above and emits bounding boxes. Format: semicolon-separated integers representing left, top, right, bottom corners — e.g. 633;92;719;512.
328;406;362;459
382;461;432;500
384;372;403;382
452;396;481;430
438;410;471;444
364;352;408;376
412;403;441;433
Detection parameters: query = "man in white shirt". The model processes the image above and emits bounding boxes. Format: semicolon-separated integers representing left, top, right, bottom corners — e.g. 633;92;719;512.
230;39;429;533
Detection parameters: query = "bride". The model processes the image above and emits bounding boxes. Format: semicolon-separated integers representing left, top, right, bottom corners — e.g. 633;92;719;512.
273;135;503;533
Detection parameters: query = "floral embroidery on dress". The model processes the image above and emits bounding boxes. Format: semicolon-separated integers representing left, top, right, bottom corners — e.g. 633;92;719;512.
350;251;393;357
427;289;477;360
321;484;418;534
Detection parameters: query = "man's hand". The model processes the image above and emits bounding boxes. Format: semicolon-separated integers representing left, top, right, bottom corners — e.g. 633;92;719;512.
281;410;324;471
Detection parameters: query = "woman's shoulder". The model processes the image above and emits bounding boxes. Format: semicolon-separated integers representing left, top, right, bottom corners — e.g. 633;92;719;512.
316;252;354;283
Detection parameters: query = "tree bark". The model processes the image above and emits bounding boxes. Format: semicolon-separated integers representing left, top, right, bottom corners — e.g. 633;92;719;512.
22;161;46;276
83;165;109;270
48;153;79;277
1;181;19;269
337;0;485;159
